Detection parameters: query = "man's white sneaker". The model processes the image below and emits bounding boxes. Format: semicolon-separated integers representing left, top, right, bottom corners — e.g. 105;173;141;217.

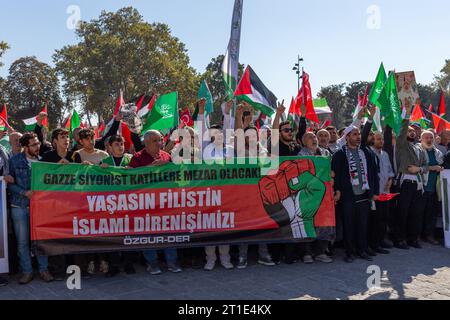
221;260;234;270
315;254;333;263
204;260;216;271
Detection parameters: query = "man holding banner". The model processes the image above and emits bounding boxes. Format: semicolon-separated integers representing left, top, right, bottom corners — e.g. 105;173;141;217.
8;133;54;284
130;130;182;275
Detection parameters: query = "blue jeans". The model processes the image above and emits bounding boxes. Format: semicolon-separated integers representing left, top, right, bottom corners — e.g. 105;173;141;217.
143;249;177;265
11;207;48;273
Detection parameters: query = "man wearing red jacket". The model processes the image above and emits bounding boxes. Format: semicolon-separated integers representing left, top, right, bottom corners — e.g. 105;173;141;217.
130;130;182;275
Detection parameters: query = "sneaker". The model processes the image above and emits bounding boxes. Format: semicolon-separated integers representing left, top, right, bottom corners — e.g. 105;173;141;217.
204;260;216;271
87;261;95;275
303;255;314;264
0;276;7;287
257;256;276;267
124;262;136;275
18;273;34;285
40;271;54;283
99;260;109;274
146;263;162;275
167;263;182;273
315;254;333;264
237;257;248;269
221;260;234;270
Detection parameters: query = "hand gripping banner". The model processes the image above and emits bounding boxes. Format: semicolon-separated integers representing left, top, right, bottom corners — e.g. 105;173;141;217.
31;157;336;256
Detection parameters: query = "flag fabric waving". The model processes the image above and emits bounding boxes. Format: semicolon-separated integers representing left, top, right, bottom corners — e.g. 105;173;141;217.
234;66;278;116
142;92;179;135
410;105;430;129
23;105;48;132
439;91;447;116
295;72;319;124
376;72;402;136
0;104;8;131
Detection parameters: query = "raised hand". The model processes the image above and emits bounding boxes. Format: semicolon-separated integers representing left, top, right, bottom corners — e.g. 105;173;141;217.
276;100;286;116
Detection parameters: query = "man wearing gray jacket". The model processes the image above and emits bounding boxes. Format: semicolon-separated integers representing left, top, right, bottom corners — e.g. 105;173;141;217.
394;104;438;249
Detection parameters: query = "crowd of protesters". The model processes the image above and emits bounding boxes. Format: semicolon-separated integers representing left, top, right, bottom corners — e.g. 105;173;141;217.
0;97;448;287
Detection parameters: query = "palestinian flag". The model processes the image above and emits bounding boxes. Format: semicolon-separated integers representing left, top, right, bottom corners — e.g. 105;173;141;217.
431;112;450;135
287;97;300;130
410;105;430;129
234;66;278;116
0;104;9;131
137;94;157;119
313;98;332;115
23;105;48;132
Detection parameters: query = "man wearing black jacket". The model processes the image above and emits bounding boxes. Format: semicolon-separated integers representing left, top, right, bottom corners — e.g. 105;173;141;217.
332;115;380;263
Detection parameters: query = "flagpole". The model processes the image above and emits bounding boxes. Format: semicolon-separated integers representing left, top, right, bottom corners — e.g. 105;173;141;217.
292;55;304;93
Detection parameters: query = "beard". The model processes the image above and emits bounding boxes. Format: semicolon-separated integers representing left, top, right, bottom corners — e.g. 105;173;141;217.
407;137;416;143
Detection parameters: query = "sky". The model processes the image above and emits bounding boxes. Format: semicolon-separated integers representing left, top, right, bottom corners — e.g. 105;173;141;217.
0;0;449;104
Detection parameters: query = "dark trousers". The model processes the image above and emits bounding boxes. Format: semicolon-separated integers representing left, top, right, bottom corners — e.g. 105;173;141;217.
395;181;424;243
269;243;298;263
369;200;390;249
421;191;439;239
341;195;371;256
48;255;66;275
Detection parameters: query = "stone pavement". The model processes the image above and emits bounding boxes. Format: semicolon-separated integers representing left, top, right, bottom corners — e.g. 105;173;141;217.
0;244;450;300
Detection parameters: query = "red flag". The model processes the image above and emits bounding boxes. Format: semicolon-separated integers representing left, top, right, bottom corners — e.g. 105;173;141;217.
431;112;450;135
0;104;8;129
288;96;300;116
179;108;194;127
114;89;125;116
136;94;145;110
361;87;369;107
63;114;72;129
120;123;133;151
41;105;49;128
321;119;332;129
439;91;446;116
295;71;319;123
378;193;399;202
410;105;425;122
429;104;434;113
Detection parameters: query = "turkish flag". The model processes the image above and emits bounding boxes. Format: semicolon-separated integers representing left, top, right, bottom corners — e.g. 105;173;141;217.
295;72;319;123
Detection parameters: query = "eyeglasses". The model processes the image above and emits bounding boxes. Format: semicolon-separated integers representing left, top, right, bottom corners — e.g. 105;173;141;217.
281;128;293;133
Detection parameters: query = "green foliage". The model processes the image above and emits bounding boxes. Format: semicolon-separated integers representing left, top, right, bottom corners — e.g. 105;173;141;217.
5;56;63;130
53;7;200;123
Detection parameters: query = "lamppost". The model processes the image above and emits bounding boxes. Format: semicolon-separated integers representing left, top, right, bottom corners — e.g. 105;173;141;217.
292;55;304;92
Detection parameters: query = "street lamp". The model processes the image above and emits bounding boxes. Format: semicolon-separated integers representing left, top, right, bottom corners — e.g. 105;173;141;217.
292;55;304;92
